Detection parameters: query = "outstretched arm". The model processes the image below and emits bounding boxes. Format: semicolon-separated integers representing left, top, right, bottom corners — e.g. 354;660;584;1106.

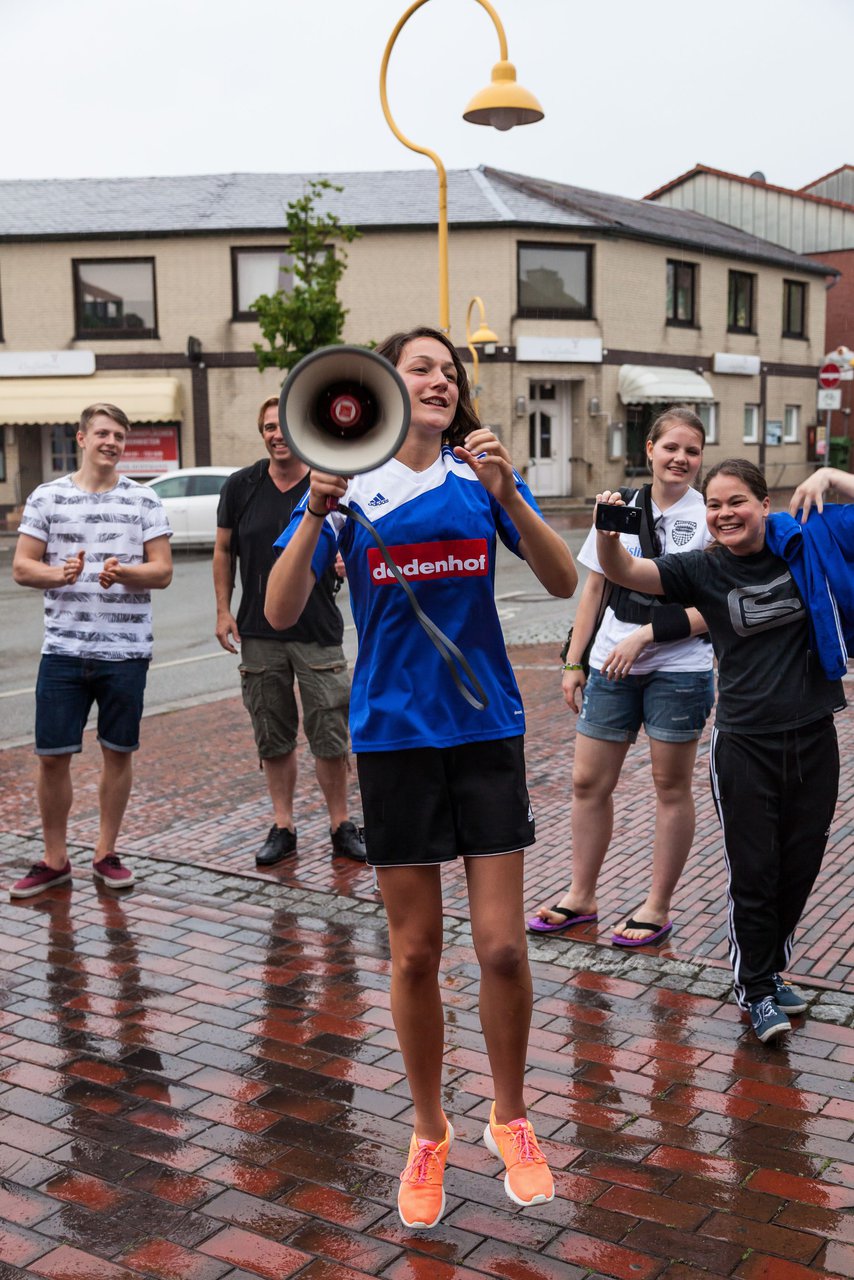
594;492;665;595
790;466;854;521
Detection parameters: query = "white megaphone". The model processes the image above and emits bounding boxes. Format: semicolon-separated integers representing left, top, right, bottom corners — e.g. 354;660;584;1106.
278;345;411;477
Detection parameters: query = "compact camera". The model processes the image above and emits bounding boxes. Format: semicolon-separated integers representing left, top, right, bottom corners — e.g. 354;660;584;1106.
595;502;643;535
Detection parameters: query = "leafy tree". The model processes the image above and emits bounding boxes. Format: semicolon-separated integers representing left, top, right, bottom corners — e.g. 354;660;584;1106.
253;179;360;375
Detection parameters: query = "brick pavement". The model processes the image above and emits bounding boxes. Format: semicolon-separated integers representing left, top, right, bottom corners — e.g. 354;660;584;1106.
2;644;853;990
2;646;854;1278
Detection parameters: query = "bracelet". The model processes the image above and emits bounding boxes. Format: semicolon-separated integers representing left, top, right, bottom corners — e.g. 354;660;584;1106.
563;662;584;671
305;504;327;519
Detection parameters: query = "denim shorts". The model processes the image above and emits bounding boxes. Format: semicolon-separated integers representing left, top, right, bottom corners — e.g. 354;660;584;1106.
577;668;715;744
35;654;149;756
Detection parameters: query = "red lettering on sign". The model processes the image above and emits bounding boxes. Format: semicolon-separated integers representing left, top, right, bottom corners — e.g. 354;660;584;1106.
368;539;489;584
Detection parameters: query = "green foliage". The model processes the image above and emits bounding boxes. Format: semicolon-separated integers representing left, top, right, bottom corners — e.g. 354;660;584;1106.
253;179;360;375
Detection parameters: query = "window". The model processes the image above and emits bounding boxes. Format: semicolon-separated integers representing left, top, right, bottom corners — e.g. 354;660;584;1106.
517;243;592;318
743;404;759;443
784;405;800;443
191;473;230;497
765;420;782;447
696;402;718;445
149;475;189;499
728;271;756;332
783;280;807;338
73;258;157;338
666;260;697;326
232;248;293;320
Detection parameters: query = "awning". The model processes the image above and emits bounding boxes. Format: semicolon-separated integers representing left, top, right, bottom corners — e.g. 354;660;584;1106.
618;365;714;405
0;376;182;425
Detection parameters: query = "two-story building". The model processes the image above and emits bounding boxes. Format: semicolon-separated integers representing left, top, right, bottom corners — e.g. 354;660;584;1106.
0;165;831;519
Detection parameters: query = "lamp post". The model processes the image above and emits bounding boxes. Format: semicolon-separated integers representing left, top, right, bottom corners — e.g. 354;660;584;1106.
465;296;499;416
379;0;543;334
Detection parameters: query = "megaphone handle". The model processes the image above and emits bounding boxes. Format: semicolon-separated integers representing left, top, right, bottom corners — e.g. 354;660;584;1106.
340;503;489;712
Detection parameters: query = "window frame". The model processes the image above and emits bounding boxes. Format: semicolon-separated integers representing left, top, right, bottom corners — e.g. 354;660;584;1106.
782;280;807;339
696;401;718;445
231;246;293;321
516;241;593;320
783;404;800;443
72;256;158;340
743;403;759;444
666;259;698;327
727;270;756;334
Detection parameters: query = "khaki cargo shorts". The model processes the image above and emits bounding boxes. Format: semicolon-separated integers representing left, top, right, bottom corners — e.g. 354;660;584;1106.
239;636;350;760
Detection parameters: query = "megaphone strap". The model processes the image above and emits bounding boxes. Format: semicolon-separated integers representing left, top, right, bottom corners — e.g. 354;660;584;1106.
339;502;489;713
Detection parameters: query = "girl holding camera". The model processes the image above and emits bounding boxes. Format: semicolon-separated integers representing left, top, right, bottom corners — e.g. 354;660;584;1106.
593;460;853;1043
265;327;576;1228
529;407;712;947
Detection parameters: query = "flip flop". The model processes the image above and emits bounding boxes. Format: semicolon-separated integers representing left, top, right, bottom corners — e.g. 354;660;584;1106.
611;914;673;948
527;906;598;935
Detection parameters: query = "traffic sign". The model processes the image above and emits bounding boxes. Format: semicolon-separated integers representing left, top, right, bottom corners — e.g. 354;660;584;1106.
818;388;842;410
819;362;841;389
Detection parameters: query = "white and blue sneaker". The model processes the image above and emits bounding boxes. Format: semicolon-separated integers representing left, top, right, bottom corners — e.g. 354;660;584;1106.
749;996;792;1044
772;975;808;1015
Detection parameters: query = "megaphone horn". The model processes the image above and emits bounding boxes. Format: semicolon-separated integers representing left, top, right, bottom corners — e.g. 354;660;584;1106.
279;345;411;477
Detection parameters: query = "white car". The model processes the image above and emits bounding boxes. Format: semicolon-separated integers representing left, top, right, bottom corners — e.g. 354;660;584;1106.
145;466;238;547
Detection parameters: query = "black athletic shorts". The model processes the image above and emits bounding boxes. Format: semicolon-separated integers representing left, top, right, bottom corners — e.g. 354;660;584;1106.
356;735;535;868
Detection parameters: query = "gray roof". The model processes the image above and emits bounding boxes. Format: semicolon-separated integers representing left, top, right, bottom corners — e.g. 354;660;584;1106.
0;165;831;275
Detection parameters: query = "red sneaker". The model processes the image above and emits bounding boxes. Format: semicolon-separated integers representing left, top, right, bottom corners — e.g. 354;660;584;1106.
92;854;135;888
9;861;72;899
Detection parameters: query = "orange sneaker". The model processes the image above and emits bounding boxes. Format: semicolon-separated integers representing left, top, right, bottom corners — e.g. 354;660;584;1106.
397;1121;454;1229
483;1103;554;1207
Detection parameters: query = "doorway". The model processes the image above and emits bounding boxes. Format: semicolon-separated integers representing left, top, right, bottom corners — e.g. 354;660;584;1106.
527;380;571;496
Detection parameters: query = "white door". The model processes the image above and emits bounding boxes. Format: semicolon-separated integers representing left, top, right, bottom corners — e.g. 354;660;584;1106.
526;381;570;496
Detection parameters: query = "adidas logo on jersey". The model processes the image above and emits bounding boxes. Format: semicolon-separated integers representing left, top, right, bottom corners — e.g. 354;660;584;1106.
368;493;389;508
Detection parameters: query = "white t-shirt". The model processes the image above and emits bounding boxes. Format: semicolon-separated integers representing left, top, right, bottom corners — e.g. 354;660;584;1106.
18;474;171;661
578;486;713;674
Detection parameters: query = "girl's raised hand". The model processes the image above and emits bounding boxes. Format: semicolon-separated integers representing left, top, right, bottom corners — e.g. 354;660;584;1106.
454;429;515;502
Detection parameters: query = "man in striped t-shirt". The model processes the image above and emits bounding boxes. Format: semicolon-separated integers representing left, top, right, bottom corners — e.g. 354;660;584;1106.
10;403;173;898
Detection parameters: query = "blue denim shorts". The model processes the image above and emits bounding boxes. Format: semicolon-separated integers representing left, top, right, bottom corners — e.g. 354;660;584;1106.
577;668;715;744
35;655;150;756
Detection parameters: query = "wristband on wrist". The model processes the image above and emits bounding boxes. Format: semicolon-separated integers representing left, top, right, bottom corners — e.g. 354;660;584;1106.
562;662;584;671
305;504;327;518
651;603;691;643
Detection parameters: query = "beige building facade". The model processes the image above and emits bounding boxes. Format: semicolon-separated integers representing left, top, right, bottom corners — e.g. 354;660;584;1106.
0;166;831;519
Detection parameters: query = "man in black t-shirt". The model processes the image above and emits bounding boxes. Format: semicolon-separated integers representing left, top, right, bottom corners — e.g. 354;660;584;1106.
213;396;366;866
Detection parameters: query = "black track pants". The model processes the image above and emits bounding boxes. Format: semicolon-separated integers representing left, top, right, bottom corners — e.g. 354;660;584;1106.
709;716;839;1009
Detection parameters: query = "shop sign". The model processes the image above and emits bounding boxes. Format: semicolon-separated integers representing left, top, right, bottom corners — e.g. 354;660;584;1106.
117;425;180;476
712;353;761;376
0;351;95;377
516;336;603;363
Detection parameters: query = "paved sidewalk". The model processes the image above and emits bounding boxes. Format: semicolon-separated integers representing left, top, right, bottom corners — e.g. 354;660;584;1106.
2;644;853;990
2;645;854;1277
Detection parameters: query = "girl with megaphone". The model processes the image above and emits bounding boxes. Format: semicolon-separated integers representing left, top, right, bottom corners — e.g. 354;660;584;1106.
266;325;577;1229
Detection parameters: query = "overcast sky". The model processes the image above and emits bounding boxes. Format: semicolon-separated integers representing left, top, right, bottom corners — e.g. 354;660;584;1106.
3;0;849;199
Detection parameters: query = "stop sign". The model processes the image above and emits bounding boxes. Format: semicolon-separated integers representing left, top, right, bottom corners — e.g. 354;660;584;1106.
819;362;841;389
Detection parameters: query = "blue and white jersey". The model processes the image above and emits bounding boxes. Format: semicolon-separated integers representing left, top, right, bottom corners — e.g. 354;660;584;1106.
274;447;538;752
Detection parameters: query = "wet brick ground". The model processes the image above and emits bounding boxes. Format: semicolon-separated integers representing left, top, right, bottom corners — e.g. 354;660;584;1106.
1;643;853;1277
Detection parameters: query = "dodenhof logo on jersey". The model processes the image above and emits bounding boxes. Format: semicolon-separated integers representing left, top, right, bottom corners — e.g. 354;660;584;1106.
672;520;698;547
368;539;489;584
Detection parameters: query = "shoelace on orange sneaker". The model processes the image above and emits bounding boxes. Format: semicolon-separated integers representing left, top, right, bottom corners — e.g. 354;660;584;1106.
508;1122;545;1165
400;1141;441;1185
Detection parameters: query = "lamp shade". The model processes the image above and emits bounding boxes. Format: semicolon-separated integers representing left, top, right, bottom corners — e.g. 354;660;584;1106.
469;322;500;344
463;61;544;130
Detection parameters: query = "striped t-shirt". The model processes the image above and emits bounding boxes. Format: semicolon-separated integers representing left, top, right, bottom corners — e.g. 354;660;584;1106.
18;475;172;661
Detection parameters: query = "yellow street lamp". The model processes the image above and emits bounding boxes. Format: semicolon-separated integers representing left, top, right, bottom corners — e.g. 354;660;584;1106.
465;296;499;416
379;0;543;334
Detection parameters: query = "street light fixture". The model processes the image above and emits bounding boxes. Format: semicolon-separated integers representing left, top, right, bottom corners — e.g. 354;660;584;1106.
379;0;543;334
465;296;499;416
